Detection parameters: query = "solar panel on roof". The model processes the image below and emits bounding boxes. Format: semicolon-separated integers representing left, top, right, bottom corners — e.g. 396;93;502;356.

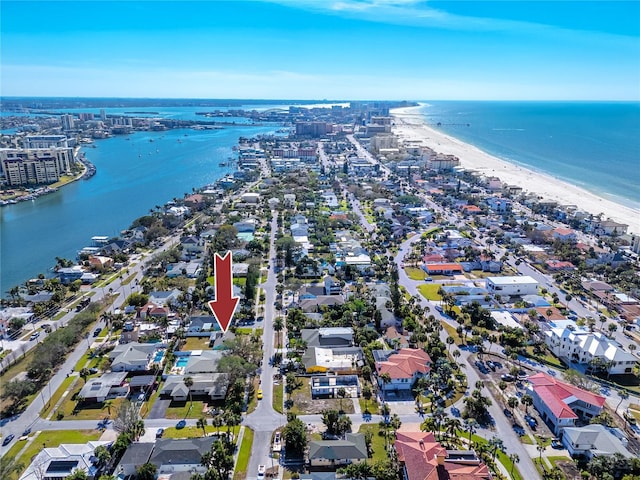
46;460;79;473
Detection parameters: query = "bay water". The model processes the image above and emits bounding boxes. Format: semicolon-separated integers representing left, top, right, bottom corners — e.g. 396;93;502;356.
0;124;280;294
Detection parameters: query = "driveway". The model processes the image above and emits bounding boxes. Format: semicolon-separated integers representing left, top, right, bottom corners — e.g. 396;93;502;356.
147;398;171;419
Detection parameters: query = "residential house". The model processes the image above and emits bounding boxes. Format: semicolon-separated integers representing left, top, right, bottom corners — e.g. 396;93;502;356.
394;430;491;480
109;342;161;372
78;372;129;403
561;424;634;459
160;373;229;401
544;322;637;374
166;261;202;278
186;316;221;337
528;372;606;435
486;196;512;213
311;375;360;399
149;289;182;307
19;441;112;480
302;346;364;374
308;433;367;468
115;442;155;477
552;227;577;243
374;348;431;397
485;275;538;297
150;438;217;475
301;327;353;348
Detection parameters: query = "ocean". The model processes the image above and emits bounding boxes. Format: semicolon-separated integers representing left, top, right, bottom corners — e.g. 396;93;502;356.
0;123;281;294
418;101;640;208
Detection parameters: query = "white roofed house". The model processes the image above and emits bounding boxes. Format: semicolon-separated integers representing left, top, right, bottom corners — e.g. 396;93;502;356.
160;373;229;401
78;372;129;403
544;321;637;375
485;275;538;297
108;342;160;372
19;441;112;480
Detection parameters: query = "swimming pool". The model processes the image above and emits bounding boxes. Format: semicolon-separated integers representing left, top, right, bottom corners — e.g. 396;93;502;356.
176;357;189;367
153;350;165;363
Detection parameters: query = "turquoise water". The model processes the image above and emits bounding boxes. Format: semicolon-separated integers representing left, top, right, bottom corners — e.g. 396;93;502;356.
0;123;280;294
153;350;165;363
418;101;640;208
175;357;189;367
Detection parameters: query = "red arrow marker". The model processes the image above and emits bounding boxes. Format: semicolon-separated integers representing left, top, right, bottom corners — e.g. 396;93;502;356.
207;252;240;333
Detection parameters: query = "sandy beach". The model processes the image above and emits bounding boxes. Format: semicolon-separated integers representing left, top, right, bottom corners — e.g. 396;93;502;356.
391;106;640;236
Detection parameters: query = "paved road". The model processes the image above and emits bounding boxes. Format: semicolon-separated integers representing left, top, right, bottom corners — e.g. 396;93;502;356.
243;213;286;479
395;234;541;480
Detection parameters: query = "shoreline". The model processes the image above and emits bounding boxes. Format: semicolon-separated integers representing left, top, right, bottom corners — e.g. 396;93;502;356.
390;105;640;236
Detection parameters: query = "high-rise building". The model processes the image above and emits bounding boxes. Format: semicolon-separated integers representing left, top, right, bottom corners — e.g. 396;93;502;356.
61;114;75;131
0;147;73;186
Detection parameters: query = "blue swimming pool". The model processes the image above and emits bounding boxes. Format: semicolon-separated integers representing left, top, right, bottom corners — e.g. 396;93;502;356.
153;350;165;363
176;357;189;367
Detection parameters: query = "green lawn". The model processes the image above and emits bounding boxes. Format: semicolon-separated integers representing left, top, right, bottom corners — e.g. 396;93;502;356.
404;267;427;281
273;382;283;414
182;336;211;350
41;376;76;418
165;399;207;419
57;382;127;420
233;428;254;480
417;284;442;301
357;424;387;462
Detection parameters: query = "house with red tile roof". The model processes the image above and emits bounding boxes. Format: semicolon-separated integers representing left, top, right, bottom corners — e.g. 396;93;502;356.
394;430;491;480
552;227;577;242
528;372;606;435
461;205;483;214
424;263;463;275
375;348;431;397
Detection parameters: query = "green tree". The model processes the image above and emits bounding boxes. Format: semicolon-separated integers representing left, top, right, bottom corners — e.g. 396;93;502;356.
183;376;194;410
0;456;24;479
66;470;89;480
135;462;157;480
282;415;307;458
200;439;234;480
197;416;208;437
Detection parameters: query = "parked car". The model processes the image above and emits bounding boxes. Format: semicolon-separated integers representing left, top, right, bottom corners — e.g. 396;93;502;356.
551;439;563;449
624;412;637;425
501;374;515;382
486;361;497;371
2;434;15;446
176;420;186;429
156;428;165;438
503;408;513;418
29;332;40;341
257;465;266;479
41;324;52;333
257;389;263;400
93;327;102;337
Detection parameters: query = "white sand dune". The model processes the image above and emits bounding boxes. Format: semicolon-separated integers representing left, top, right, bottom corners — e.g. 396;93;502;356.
391;106;640;236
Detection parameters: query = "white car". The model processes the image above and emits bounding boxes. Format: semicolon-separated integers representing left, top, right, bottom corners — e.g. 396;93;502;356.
257;465;266;478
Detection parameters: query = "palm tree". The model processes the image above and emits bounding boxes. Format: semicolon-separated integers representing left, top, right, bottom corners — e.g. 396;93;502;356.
446;336;455;354
196;416;208;437
102;400;114;419
521;394;533;413
509;453;520;477
273;317;284;350
379;373;391;401
616;389;630;414
508;396;519;412
536;443;546;464
463;418;478;447
488;436;504;461
183;376;194;411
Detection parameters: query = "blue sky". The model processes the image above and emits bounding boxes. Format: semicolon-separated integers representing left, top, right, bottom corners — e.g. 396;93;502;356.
1;1;639;100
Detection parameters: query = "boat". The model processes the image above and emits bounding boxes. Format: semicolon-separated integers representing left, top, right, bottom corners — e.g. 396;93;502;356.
218;162;227;167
